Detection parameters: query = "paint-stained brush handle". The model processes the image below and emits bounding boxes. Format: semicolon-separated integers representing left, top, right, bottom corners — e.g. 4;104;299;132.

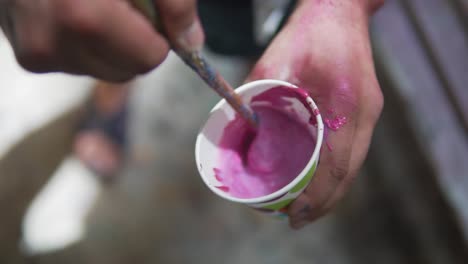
130;0;259;128
174;49;259;128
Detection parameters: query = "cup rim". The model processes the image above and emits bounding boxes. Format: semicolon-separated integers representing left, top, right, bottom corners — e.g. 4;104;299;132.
195;79;324;204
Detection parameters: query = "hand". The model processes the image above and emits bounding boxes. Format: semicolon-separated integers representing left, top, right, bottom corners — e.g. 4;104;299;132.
0;0;204;82
247;0;384;228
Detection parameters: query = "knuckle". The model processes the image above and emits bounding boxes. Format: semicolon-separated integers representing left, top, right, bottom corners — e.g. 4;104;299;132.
17;55;50;72
248;64;274;81
16;38;55;72
327;77;362;112
338;171;359;196
362;81;384;124
372;86;384;116
135;62;154;75
290;194;313;217
54;0;100;35
329;164;349;185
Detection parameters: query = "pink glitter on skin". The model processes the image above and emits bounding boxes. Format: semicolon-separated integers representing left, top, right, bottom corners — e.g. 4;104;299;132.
324;115;347;131
321;114;347;151
214;86;317;199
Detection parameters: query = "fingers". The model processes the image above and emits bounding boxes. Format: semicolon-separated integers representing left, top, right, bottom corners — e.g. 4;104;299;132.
86;0;169;75
9;0;170;81
64;43;136;82
289;111;358;229
316;82;383;216
6;0;204;80
55;0;170;80
288;79;383;229
154;0;204;50
287;193;317;229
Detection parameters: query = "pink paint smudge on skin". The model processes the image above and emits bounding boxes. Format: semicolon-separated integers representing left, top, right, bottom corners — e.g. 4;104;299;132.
322;112;348;151
215;86;317;199
324;115;347;131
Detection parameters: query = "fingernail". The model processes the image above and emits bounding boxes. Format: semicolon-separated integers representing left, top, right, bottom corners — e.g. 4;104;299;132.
177;20;204;51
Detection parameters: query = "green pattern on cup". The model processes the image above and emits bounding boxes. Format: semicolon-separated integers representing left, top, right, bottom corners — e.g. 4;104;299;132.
290;161;317;193
262;198;295;211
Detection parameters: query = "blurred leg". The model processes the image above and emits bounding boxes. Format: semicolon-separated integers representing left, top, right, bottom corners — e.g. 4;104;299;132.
74;81;130;182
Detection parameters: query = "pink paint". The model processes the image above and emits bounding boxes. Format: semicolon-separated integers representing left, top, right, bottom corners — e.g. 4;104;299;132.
215;86;316;199
213;168;223;182
324;115;347;131
321;109;348;151
251;85;311;111
216;186;230;192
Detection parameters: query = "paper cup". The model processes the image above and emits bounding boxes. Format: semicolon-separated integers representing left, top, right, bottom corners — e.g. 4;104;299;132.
195;80;324;217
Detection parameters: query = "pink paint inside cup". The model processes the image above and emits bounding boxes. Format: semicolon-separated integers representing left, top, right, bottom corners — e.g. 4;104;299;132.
214;86;317;198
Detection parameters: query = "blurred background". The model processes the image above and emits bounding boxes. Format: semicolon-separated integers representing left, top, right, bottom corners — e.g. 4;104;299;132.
1;0;467;263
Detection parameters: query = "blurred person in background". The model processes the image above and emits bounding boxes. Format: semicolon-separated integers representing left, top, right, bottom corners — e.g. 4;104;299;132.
0;0;384;229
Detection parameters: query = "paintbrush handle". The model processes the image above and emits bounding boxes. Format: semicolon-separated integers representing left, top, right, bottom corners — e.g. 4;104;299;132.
175;50;259;127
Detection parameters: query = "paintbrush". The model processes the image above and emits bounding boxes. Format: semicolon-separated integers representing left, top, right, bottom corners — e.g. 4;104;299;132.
131;0;259;128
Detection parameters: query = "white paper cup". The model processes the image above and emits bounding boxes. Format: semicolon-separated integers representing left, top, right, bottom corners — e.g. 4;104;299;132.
195;80;324;216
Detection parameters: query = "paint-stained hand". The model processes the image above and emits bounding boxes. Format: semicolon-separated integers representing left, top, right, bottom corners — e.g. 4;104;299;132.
0;0;204;82
246;0;384;228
